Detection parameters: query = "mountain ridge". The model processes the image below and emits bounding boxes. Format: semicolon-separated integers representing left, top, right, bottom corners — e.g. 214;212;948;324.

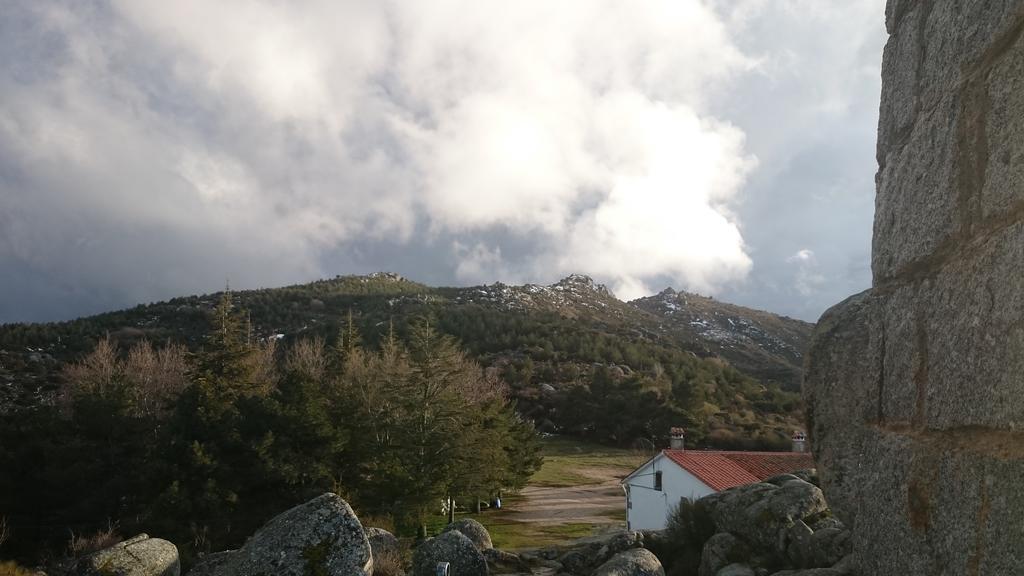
0;273;813;434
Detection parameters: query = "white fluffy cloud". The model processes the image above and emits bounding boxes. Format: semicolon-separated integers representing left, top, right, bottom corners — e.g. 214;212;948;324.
0;1;885;321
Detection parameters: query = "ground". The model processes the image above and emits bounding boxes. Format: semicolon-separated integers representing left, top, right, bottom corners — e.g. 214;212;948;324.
464;437;649;549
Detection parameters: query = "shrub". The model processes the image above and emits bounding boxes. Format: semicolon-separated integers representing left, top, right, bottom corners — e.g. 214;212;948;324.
651;498;716;576
372;548;406;576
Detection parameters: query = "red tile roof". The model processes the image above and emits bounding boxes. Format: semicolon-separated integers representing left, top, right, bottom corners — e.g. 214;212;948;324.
661;449;815;492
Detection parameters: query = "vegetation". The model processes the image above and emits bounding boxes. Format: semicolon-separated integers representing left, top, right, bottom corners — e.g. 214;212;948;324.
528;437;646;488
0;275;803;452
0;293;542;567
649;499;717;576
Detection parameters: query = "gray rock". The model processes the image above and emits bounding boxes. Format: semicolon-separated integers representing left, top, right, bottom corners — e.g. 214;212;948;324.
715;564;754;576
788;470;818;487
700;479;827;553
767;570;844;576
805;3;1024;575
699;533;750;576
594;531;643;564
556;550;589;575
366;527;401;559
785;522;850;570
187;493;371;576
481;548;529;574
761;474;800;487
411;531;487;576
73;534;179;576
442;518;493;550
592;549;664;576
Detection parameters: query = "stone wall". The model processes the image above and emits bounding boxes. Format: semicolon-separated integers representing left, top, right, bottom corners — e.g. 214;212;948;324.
804;1;1024;574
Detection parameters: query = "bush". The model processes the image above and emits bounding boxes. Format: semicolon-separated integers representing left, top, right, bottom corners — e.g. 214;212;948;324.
651;499;716;576
371;548;406;576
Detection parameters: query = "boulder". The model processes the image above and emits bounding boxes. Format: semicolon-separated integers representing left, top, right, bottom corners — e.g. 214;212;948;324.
556;550;589;575
765;565;843;569
699;533;750;576
804;3;1024;575
481;548;529;574
366;527;401;559
715;564;754;576
73;534;179;576
592;549;664;576
442;518;493;550
594;531;643;564
187;493;371;576
700;479;827;553
411;531;487;576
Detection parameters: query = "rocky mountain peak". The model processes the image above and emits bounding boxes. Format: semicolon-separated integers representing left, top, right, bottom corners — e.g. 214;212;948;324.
552;274;613;297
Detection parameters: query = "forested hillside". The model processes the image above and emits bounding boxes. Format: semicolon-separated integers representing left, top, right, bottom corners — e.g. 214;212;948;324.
0;273;810;449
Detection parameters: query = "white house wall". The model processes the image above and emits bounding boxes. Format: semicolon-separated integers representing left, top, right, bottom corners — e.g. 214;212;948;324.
624;454;717;531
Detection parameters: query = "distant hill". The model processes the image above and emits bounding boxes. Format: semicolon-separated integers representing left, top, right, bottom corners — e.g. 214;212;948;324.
631;288;812;391
0;273;813;447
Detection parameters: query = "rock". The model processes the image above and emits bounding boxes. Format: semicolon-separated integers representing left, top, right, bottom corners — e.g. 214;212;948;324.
804;3;1024;575
761;474;801;487
700;479;827;553
411;531;487;576
442;519;493;550
366;527;400;559
556;550;589;575
765;565;843;569
637;530;667;550
592;549;664;576
788;470;818;487
187;493;371;576
482;548;529;574
73;534;179;576
715;564;754;576
594;531;643;564
699;533;750;576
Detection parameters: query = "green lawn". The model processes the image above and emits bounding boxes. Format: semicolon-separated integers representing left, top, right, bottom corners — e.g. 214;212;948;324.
529;436;649;487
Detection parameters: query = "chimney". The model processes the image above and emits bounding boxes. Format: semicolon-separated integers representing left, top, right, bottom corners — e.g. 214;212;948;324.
792;431;807;453
669;427;686;450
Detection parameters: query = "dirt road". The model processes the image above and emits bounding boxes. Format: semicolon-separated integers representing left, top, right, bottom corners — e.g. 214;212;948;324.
504;465;627;526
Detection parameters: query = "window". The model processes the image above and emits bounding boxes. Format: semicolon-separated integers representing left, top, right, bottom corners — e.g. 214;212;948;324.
654;470;663;491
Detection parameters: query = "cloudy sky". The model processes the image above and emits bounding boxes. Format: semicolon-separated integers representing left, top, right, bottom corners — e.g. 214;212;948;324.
0;0;886;324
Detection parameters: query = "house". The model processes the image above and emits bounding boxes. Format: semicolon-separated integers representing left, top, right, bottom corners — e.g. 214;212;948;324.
621;430;814;530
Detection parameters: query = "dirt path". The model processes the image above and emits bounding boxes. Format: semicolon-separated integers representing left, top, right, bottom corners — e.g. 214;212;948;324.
504;465;627;526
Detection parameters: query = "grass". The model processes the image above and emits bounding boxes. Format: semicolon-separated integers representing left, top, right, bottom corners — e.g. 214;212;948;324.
485;521;595;549
418;510;596;549
413;436;647;550
529;436;648;488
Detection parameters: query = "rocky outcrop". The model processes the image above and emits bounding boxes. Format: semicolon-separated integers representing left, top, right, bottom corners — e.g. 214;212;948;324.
187;493;371;576
72;534;179;576
555;530;646;575
803;1;1024;574
411;531;487;576
591;549;664;576
441;518;493;550
686;478;851;576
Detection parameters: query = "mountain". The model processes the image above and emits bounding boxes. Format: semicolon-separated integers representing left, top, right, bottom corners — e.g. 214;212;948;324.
631;288;812;391
0;273;813;447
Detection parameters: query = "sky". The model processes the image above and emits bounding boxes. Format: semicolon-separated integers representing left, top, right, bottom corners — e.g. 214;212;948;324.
0;0;887;324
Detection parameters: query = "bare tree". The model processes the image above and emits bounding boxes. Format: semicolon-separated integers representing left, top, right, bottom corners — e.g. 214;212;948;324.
59;337;120;415
285;336;327;382
124;340;189;419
